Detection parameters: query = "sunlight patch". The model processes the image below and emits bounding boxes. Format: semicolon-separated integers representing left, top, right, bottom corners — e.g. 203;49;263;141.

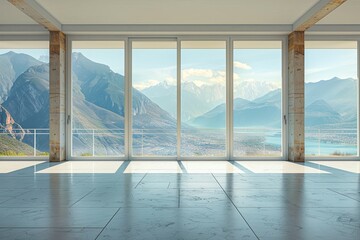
238;161;329;174
124;161;183;173
0;161;45;174
183;161;243;173
310;161;360;174
36;161;123;174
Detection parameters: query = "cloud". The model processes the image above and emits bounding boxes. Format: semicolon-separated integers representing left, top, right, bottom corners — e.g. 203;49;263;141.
233;73;240;80
165;76;177;85
133;79;160;90
182;68;213;79
234;61;252;70
179;68;230;87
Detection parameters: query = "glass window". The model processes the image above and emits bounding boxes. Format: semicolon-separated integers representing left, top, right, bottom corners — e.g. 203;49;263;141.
181;41;227;157
71;41;125;157
305;41;358;157
131;41;177;157
0;41;49;157
233;41;283;157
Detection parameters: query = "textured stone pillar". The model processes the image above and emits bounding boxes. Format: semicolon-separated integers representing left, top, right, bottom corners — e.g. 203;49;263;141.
288;31;305;162
49;31;66;162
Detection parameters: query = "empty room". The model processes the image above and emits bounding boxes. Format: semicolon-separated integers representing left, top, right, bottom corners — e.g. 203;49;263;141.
0;0;359;239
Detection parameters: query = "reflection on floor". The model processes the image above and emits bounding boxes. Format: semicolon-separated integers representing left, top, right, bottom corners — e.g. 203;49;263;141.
36;161;124;174
238;161;329;174
183;161;243;173
0;160;358;240
310;161;360;173
124;161;182;173
0;161;45;174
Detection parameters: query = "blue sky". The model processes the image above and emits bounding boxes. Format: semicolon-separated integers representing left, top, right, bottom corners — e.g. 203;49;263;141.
234;49;282;84
132;49;176;89
1;48;357;86
305;49;357;82
0;49;48;62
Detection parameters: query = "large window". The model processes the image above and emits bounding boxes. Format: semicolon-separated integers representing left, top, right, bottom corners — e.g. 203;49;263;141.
0;41;49;157
181;41;227;157
305;41;358;157
233;41;283;157
71;41;125;157
131;41;177;157
67;38;285;160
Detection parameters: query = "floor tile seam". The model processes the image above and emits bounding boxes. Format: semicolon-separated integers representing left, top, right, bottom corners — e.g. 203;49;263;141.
325;188;360;203
13;189;33;199
0;197;13;205
0;206;120;209
263;188;358;209
0;192;28;205
70;206;222;209
231;206;360;208
70;188;97;207
0;206;357;209
95;208;121;240
211;173;260;240
0;227;104;229
134;173;147;189
307;181;360;183
0;185;33;189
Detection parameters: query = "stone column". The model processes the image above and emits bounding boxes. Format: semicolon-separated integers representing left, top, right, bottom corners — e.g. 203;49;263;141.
49;31;66;162
288;31;305;162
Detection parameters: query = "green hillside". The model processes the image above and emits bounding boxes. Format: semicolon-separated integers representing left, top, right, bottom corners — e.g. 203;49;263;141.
0;134;45;156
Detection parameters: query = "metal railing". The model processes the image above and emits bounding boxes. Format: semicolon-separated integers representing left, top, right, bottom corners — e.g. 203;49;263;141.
233;128;282;156
72;128;125;157
305;128;357;156
0;128;49;157
2;127;357;157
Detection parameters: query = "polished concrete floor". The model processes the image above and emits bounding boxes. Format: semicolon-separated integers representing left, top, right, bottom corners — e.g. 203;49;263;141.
0;160;359;240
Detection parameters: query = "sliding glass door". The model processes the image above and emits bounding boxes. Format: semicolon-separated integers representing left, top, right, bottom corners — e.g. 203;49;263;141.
0;41;49;157
233;41;283;158
305;41;358;157
68;37;287;160
71;41;125;157
131;41;177;157
181;41;227;157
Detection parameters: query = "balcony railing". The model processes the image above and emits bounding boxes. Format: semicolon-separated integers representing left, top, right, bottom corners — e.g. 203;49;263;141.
1;127;357;158
72;129;125;157
233;128;282;156
0;128;49;157
305;128;357;156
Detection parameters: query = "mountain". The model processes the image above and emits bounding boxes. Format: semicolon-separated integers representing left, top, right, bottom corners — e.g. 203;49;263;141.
0;51;357;155
142;79;279;121
305;99;341;126
305;77;356;119
190;77;357;129
0;51;43;103
234;80;280;101
72;53;175;129
0;134;39;156
254;89;281;108
0;104;25;141
71;53;177;155
189;93;281;128
0;52;177;154
142;81;225;121
2;64;49;127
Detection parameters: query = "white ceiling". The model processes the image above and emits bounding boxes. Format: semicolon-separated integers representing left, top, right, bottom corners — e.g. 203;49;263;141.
0;0;359;35
46;0;320;24
20;0;321;25
318;0;360;24
0;1;37;24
